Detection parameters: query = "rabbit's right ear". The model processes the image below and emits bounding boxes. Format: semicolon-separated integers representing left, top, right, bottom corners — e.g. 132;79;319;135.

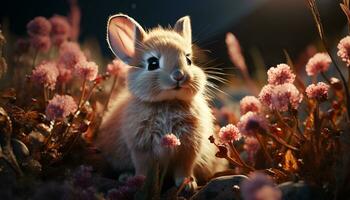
107;14;146;64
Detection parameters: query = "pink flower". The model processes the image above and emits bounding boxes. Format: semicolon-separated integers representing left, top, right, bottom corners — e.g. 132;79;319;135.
50;15;71;46
273;83;303;111
46;95;77;121
244;137;260;163
241;172;281;200
14;38;30;54
237;111;268;137
218;124;242;143
27;16;51;37
75;60;99;81
240;96;262;115
305;53;331;76
258;85;274;109
330;77;342;90
259;83;303;111
306;82;330;101
337;36;350;66
161;133;181;148
126;175;145;188
244;137;260;154
107;59;130;76
267;64;295;85
57;66;73;83
30;36;51;52
255;185;282;200
58;41;86;69
225;32;247;73
31;61;59;90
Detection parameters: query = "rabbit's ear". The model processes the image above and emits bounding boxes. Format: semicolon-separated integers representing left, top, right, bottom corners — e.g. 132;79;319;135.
174;16;192;45
107;14;146;64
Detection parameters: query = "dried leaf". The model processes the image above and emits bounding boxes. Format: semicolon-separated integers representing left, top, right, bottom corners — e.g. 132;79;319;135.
283;150;298;172
340;3;350;22
0;57;7;78
344;0;350;7
215;145;228;158
208;135;215;143
1;88;16;101
307;0;325;40
265;168;288;183
0;107;12;139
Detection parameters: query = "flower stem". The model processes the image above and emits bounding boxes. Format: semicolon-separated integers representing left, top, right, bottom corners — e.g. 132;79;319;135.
255;134;274;164
320;72;332;85
81;83;98;107
266;132;299;151
348;68;350;94
292;113;306;141
43;121;56;147
43;86;48;106
61;83;66;94
32;50;39;69
275;111;303;142
314;101;321;154
102;75;119;115
78;77;87;108
229;143;255;171
307;0;350;119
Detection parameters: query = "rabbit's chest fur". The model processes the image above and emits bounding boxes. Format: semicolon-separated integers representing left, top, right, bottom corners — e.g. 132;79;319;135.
97;91;225;182
121;96;204;155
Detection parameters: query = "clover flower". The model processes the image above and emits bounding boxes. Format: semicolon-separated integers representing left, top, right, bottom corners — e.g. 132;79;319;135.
14;38;30;54
161;133;181;148
45;95;77;121
259;83;303;111
244;136;260;163
50;15;71;46
107;59;129;76
240;96;262;115
58;41;86;69
237;111;268;137
27;16;51;37
72;165;93;189
305;53;331;76
267;63;295;85
241;173;281;200
31;61;59;90
107;175;145;200
75;60;99;81
244;137;260;154
218;124;242;143
306;82;330;101
57;66;73;83
337;36;350;66
30;35;51;52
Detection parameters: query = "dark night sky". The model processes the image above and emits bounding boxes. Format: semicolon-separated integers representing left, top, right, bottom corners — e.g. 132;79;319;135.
0;0;347;69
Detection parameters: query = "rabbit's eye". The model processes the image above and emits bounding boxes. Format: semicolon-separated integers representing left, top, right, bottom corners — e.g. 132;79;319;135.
186;54;192;65
147;57;160;71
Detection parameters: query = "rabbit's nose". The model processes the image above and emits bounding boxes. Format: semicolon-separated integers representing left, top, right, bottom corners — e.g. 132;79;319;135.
171;69;185;81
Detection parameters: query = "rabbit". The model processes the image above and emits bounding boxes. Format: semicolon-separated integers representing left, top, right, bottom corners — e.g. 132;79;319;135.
96;14;227;189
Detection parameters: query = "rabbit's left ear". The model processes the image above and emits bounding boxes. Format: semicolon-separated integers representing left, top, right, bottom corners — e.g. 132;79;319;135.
107;14;146;64
174;16;192;45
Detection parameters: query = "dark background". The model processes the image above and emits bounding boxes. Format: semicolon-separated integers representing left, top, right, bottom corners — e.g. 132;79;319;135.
0;0;347;71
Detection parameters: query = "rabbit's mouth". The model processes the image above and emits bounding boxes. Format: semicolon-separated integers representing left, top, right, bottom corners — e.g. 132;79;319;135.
170;77;191;90
174;82;181;90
